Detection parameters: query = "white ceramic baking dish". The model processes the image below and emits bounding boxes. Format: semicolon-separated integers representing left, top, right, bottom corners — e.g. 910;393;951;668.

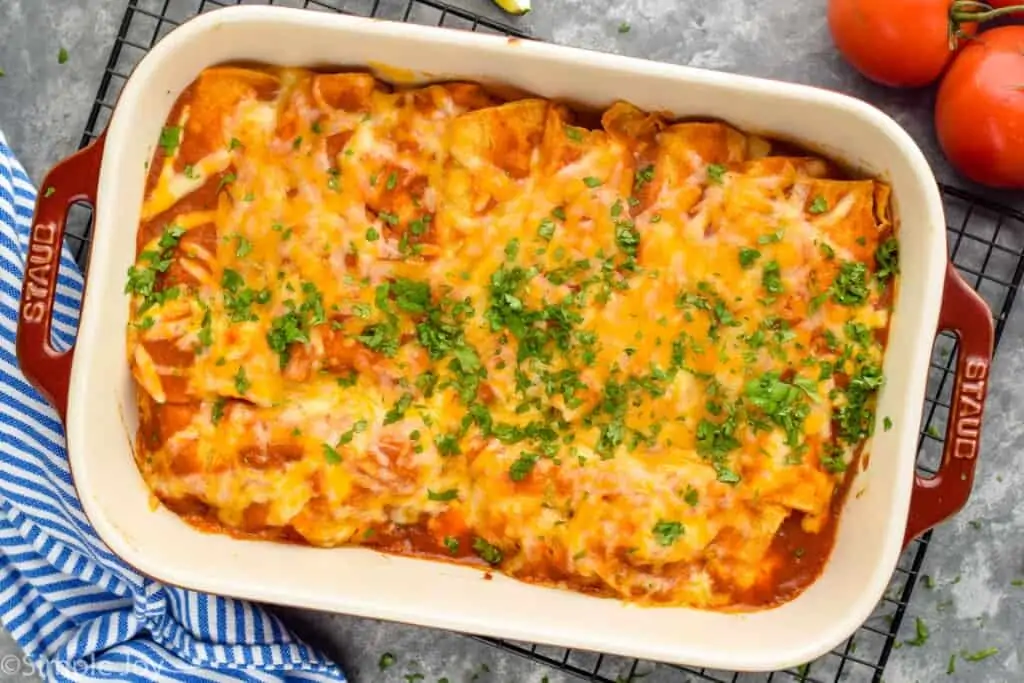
16;5;995;672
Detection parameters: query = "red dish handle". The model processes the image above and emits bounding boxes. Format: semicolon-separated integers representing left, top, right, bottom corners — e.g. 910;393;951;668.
16;134;106;421
903;263;994;547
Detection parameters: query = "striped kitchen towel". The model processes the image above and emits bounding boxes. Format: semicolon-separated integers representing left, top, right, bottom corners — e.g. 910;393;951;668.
0;132;346;682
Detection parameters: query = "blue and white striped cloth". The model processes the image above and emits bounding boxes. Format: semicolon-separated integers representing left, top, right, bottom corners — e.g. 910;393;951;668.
0;132;346;682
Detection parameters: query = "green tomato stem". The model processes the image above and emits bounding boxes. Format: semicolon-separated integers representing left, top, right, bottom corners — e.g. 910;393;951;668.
951;1;1024;24
947;2;1024;51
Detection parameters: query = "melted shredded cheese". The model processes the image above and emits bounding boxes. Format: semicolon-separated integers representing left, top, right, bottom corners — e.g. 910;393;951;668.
125;66;898;609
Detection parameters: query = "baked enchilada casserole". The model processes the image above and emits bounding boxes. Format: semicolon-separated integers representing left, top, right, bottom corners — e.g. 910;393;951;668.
126;66;899;609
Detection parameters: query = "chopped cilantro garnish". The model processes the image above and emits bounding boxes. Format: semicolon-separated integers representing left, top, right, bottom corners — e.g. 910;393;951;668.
57;47;69;65
538;217;556;241
962;648;998;662
472;537;503;564
509;452;539;481
409;215;430;236
904;617;929;647
124;225;187;314
504;239;520;261
337;420;367;446
196;306;213;350
378;652;396;670
614;220;640;257
443;536;460;555
322;443;342;464
875;237;899;281
762;260;785;295
210;397;226;425
157;127;182;157
706;164;726;184
392;278;431;313
652;520;684;546
744;372;812;447
267;310;308;367
583;176;602;188
233;366;250;395
634;164;655;189
326;168;341;191
835;363;884;443
683;486;699;507
183;164;198;180
831;261;870;305
229;137;243;151
217;172;236;192
565;125;584;142
383;392;413;425
883;416;893;431
358;323;399;356
436;434;461;456
738;247;761;269
234;234;252;258
808;195;829;214
820;444;847;473
696;415;740;458
618;21;631;33
386;171;398;190
427;488;458;502
819;241;836;260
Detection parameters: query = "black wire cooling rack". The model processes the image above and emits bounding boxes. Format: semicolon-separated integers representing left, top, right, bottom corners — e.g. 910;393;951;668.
66;2;1024;682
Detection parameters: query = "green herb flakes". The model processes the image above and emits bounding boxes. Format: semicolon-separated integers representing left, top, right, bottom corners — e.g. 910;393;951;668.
808;195;828;214
378;652;397;670
652;520;684;546
472;537;503;565
738;247;761;269
831;261;870;306
322;443;342;465
233;366;250;395
159;126;182;156
904;617;929;647
961;648;998;662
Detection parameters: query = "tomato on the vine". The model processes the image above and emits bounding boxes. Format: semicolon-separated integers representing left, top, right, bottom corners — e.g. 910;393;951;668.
827;0;977;87
935;26;1024;188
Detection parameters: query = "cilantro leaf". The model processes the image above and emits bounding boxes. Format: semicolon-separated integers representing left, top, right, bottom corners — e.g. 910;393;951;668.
652;520;684;546
831;261;870;306
472;537;503;565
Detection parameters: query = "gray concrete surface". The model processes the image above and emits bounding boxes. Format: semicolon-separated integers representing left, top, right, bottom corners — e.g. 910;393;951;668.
0;1;1021;682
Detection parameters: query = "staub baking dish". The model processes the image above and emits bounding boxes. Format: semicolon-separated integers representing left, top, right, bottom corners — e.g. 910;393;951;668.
16;6;994;671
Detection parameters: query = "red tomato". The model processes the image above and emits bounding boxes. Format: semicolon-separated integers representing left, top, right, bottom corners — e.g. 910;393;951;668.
827;0;976;87
935;26;1024;188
